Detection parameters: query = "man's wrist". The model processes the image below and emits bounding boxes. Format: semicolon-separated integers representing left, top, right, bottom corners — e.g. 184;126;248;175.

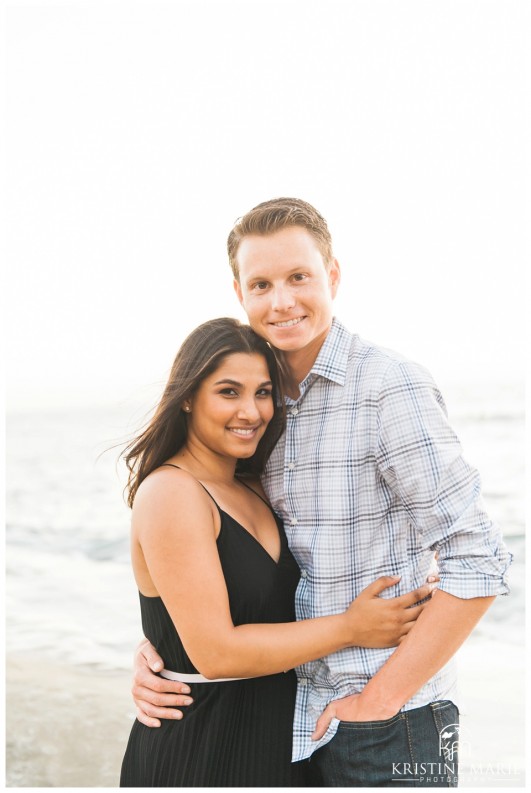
357;685;402;720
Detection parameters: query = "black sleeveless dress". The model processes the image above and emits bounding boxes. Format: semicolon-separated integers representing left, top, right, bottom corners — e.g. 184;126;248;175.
120;479;302;787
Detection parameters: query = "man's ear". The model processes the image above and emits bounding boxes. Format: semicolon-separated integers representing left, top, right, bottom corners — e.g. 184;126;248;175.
233;278;244;306
329;258;341;298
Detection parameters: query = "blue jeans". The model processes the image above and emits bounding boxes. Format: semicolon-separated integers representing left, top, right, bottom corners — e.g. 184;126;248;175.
303;700;459;787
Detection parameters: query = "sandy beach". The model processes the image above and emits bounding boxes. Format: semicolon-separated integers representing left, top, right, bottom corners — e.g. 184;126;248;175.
6;656;134;788
6;637;525;788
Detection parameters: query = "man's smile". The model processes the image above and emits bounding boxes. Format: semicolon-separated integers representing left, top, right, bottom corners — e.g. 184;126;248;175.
270;316;306;328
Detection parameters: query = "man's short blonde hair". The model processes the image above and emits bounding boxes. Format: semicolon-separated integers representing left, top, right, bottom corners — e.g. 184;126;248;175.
227;197;333;280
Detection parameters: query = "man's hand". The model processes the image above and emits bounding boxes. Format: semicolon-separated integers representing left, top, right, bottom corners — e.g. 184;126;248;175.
132;639;194;727
312;691;397;741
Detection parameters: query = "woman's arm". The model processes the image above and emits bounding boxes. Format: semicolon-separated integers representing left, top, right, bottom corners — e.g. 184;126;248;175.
133;469;434;680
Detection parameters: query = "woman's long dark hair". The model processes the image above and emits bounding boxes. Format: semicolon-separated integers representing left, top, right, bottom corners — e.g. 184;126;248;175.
123;318;285;507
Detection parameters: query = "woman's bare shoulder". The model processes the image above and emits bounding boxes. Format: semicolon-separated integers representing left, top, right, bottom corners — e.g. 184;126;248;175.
133;465;212;521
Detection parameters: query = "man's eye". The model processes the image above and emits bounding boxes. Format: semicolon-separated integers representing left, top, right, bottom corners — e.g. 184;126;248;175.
292;273;307;282
252;282;268;290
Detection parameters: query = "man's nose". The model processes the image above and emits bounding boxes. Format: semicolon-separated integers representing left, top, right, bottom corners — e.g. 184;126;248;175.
271;285;295;312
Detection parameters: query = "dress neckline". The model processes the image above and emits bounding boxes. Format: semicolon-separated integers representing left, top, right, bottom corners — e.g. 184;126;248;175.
217;507;283;566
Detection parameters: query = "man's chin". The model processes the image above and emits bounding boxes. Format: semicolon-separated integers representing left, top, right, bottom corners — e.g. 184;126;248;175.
269;339;305;353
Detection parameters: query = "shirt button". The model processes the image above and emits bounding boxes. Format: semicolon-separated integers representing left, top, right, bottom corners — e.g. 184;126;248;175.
290;518;298;526
300;569;307;578
299;677;307;686
290;407;299;416
287;462;295;470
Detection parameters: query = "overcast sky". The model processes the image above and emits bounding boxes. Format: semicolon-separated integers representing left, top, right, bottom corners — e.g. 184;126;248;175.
5;0;527;411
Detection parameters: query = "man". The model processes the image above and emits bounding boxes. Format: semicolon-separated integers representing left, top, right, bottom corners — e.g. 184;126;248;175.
132;198;511;786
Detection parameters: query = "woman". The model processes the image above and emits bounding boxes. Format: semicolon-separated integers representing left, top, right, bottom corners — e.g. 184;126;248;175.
120;318;433;787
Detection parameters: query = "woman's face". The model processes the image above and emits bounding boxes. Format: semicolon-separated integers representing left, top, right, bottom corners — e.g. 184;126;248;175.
184;352;275;460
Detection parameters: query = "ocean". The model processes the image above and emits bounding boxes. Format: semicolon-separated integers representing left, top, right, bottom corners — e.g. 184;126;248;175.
5;381;525;673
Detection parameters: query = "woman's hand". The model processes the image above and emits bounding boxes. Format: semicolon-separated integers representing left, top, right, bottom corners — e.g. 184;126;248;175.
132;639;194;727
343;575;437;648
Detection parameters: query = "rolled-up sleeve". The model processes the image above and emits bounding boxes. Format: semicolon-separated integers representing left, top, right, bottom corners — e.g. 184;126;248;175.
376;359;512;598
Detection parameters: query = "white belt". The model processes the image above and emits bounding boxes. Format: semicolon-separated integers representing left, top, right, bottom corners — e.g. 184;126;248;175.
160;668;248;684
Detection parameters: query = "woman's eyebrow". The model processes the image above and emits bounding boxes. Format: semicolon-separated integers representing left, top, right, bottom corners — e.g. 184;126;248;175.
213;379;273;387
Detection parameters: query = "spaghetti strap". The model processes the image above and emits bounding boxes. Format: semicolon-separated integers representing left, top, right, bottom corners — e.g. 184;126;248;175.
158;463;220;510
236;476;272;509
159;465;274;521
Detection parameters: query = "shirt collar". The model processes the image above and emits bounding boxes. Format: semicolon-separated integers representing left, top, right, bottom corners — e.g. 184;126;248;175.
300;317;351;389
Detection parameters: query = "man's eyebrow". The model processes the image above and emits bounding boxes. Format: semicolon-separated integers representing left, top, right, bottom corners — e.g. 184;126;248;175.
246;266;307;282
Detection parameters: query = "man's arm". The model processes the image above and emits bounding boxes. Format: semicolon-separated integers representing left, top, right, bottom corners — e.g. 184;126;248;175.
314;359;510;738
312;589;493;738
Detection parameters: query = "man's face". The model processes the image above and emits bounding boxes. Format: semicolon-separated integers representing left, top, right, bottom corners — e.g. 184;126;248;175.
233;226;340;358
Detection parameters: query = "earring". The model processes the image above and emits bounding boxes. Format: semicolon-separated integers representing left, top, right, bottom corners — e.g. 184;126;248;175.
183;405;191;412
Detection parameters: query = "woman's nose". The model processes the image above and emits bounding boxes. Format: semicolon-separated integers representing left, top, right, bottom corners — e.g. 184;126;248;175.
236;398;260;421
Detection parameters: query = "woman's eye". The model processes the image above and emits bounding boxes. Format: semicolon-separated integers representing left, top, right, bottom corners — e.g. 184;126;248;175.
219;388;238;396
257;389;273;398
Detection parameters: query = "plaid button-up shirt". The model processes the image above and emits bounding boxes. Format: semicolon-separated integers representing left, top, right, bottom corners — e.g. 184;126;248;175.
262;318;512;762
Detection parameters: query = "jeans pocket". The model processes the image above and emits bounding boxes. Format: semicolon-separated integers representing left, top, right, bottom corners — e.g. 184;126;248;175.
337;710;403;730
313;703;460;787
316;713;411;786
